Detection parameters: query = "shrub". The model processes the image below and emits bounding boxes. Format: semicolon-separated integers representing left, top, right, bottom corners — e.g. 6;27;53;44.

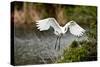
57;40;97;63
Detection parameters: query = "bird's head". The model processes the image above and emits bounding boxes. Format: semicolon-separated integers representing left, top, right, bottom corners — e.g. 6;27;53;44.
54;30;60;36
69;20;76;26
54;27;65;36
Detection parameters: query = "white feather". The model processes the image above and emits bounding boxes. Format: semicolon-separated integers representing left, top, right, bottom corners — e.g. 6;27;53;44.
68;22;85;37
35;18;85;37
36;18;61;32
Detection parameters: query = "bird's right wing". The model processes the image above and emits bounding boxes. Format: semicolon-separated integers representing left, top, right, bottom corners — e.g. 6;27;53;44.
36;18;61;31
69;22;85;37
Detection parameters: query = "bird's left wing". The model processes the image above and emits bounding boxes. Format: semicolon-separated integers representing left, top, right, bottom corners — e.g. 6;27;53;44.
69;22;85;37
36;18;61;31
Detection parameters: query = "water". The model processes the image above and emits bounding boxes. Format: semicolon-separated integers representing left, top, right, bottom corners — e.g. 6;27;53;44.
14;28;88;65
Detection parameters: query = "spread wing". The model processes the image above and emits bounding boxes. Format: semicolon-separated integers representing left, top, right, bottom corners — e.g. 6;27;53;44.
68;22;85;37
36;18;61;31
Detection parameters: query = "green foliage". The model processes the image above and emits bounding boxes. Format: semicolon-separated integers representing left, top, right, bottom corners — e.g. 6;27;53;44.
58;40;97;63
64;6;97;26
69;40;79;48
87;23;97;39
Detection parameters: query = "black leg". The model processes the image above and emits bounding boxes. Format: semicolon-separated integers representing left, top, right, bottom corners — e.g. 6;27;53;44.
55;36;59;49
58;35;62;50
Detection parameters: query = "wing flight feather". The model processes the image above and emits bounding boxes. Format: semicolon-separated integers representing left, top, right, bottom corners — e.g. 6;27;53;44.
69;22;85;37
36;18;61;31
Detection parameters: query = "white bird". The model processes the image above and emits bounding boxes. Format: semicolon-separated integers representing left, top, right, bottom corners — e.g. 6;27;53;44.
36;18;85;50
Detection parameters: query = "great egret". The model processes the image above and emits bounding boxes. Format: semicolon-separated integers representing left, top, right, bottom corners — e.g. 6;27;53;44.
36;18;85;50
